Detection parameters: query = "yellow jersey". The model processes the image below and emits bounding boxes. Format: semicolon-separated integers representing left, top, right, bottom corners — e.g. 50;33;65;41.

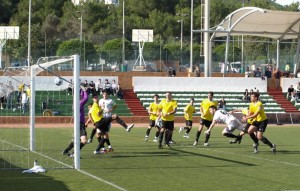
241;108;254;124
184;104;195;121
26;88;31;97
200;99;218;121
148;102;160;121
18;84;25;92
158;98;177;121
90;102;102;122
249;101;267;122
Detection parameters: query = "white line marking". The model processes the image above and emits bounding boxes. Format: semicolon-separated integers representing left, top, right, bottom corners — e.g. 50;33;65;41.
0;139;128;191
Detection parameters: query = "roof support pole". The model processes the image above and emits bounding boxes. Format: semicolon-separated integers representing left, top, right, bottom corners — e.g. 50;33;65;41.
204;0;210;77
224;34;230;77
276;40;280;70
295;26;300;76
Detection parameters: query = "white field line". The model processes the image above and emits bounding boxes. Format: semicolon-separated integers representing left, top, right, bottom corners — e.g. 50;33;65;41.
0;139;128;191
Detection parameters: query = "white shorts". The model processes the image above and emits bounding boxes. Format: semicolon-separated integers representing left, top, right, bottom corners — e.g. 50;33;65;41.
223;118;244;134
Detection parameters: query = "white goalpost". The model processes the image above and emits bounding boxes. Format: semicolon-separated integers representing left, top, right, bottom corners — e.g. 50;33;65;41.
0;54;81;170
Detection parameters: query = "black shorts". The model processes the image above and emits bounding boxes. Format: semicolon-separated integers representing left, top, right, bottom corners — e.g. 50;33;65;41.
242;123;251;133
253;119;268;132
95;117;113;133
162;120;174;130
185;120;193;127
149;120;155;127
200;118;212;128
80;123;87;137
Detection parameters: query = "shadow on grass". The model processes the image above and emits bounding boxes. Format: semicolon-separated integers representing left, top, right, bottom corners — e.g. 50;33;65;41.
0;157;70;191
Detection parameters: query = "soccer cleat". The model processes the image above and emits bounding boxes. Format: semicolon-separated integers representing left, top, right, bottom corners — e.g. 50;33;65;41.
100;149;107;154
183;134;190;138
193;141;198;146
165;144;170;148
62;151;70;156
108;148;114;152
253;143;259;154
87;139;93;144
203;143;210;147
271;144;276;154
126;124;134;132
158;145;163;149
94;151;100;155
179;127;183;134
169;140;176;144
144;136;149;142
229;139;237;144
153;137;158;142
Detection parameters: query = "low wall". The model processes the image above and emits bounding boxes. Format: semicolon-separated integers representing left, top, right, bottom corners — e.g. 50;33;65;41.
282;78;300;92
133;77;267;92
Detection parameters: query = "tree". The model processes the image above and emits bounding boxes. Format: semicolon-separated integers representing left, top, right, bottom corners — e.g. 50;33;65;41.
56;39;97;67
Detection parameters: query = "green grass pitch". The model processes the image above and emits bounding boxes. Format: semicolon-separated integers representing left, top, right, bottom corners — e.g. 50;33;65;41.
0;125;300;191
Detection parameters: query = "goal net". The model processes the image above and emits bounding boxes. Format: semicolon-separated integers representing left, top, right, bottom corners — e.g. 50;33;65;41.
0;55;81;171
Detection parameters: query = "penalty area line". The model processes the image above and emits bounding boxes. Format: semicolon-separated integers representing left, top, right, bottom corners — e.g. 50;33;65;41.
0;139;128;191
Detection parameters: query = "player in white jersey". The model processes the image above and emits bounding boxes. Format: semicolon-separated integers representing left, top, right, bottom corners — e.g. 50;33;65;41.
88;90;116;143
204;106;243;140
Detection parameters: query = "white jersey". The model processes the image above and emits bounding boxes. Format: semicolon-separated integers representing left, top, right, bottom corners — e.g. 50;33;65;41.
99;98;116;118
213;110;244;132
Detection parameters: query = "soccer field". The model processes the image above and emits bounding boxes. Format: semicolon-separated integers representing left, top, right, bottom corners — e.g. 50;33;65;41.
0;125;300;191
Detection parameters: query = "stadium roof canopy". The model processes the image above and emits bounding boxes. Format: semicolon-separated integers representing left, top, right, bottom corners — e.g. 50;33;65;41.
212;7;300;40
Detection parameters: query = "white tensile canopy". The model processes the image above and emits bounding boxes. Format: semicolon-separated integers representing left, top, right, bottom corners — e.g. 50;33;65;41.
213;7;300;40
208;7;300;76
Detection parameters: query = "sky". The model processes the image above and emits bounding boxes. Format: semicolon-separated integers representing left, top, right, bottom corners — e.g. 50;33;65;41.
276;0;299;6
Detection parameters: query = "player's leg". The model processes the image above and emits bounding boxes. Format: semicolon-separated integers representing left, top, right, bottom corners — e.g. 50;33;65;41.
194;119;205;146
158;120;167;149
203;120;212;146
165;121;174;147
183;120;192;138
88;125;97;143
111;114;134;132
153;126;160;142
145;120;154;142
254;120;276;154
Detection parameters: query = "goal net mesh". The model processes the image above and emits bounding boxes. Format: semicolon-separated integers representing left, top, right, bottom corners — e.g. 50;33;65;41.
0;56;76;170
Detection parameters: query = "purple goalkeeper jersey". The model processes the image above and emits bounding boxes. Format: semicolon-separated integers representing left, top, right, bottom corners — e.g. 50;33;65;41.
80;90;88;124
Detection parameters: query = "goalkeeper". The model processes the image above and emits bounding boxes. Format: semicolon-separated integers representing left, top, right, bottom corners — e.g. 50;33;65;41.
62;85;89;157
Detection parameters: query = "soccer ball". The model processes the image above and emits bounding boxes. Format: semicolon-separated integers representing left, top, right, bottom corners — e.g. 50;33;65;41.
54;77;63;86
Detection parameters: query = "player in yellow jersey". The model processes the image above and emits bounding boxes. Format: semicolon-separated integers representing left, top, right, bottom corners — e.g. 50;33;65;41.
145;94;161;142
157;92;177;149
242;92;276;154
86;96;134;154
193;92;218;146
179;98;195;138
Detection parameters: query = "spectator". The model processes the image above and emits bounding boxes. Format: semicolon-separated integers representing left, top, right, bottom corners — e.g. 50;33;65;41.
104;79;112;95
95;79;103;95
6;81;14;110
194;66;200;77
67;79;73;95
296;69;300;78
254;68;261;77
21;90;27;113
286;85;294;99
245;66;251;78
111;80;118;96
89;80;96;96
218;97;226;110
116;84;124;100
264;67;272;87
251;63;256;73
273;68;281;89
242;89;250;102
168;67;176;77
0;96;4;110
83;80;89;87
284;64;290;77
